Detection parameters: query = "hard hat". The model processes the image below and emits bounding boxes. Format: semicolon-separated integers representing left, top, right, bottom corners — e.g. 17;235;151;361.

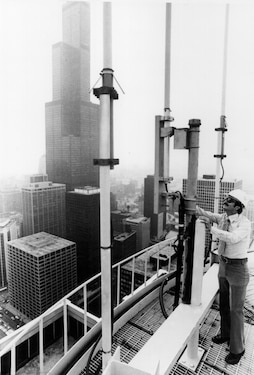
228;189;249;207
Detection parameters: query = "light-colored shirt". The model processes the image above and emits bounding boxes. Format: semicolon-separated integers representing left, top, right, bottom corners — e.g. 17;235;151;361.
196;206;251;259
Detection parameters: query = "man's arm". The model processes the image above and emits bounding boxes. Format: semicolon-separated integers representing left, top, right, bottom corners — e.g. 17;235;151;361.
211;220;251;244
196;206;222;225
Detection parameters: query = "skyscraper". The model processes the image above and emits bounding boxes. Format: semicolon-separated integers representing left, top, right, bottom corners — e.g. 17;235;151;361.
0;187;22;214
183;175;243;255
45;2;99;191
66;186;100;281
0;218;19;289
22;180;66;237
124;217;151;251
7;232;77;319
182;175;243;213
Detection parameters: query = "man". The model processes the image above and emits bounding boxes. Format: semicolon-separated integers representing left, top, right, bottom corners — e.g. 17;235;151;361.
196;189;251;365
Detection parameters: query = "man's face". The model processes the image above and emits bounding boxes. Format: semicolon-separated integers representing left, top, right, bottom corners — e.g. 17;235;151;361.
223;196;240;216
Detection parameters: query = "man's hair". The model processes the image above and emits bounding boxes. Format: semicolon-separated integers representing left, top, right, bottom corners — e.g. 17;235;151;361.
235;201;243;214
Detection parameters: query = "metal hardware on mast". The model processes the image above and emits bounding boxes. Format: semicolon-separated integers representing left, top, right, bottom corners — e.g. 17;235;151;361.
164;2;172;180
93;2;119;370
153;2;174;240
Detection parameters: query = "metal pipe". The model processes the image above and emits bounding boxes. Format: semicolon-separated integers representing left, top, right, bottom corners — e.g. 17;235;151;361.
39;317;44;374
63;299;68;355
100;93;112;369
182;119;201;304
103;3;112;69
214;4;229;214
191;219;206;306
163;3;172;179
185;220;206;367
174;194;185;308
100;2;113;369
83;285;87;335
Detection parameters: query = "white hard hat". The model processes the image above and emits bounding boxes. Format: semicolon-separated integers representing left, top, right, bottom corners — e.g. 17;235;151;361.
228;189;249;207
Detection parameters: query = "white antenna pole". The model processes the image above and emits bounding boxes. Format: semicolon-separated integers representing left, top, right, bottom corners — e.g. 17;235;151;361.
164;2;172;179
214;4;229;214
100;2;112;369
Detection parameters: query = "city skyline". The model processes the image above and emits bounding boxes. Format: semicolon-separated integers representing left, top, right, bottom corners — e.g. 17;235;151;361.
1;0;254;191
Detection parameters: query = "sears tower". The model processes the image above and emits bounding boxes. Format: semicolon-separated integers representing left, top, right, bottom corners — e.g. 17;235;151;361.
45;2;99;191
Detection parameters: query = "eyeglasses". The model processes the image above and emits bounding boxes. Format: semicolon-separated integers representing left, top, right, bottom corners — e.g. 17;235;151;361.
224;196;239;205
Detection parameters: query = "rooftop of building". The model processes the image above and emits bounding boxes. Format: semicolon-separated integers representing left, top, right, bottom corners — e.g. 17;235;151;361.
70;186;100;195
8;232;75;257
125;216;150;224
114;232;136;242
183;175;242;183
111;210;132;216
0;218;11;228
22;181;66;190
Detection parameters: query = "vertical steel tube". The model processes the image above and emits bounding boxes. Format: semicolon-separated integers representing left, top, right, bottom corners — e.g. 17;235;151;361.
39;317;44;374
100;3;112;369
103;3;112;69
100;92;112;369
191;220;206;306
83;285;87;335
63;299;68;355
182;119;201;304
163;3;172;179
214;4;229;214
11;345;15;375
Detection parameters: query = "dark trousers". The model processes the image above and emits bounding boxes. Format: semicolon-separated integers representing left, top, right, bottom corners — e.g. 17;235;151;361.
218;258;249;354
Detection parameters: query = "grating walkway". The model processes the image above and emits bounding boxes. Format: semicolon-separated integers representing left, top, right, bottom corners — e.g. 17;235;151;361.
82;270;254;375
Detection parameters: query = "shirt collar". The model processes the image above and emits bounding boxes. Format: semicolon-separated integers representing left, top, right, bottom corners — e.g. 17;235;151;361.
228;213;240;223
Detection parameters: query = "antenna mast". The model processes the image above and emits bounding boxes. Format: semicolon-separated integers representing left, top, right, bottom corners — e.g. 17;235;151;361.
93;2;119;369
214;4;229;214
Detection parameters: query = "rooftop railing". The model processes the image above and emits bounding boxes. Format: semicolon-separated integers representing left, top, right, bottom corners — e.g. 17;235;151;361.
0;237;176;375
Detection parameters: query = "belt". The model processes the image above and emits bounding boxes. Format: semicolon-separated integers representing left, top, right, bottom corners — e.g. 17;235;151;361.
220;255;248;264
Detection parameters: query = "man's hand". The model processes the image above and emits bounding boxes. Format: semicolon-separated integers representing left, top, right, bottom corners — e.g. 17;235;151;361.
199;216;211;231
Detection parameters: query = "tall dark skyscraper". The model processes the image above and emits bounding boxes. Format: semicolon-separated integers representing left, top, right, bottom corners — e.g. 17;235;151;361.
45;2;99;191
66;187;100;282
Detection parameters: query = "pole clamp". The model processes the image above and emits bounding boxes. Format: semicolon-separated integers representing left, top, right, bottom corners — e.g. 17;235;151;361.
102;349;112;354
215;127;228;132
101;245;113;250
94;158;119;166
214;154;227;159
93;86;118;99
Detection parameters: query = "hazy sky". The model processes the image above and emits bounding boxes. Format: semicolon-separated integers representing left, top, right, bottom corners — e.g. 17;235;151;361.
1;0;254;189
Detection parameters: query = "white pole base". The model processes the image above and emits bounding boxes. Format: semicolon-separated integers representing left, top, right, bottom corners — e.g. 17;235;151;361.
178;346;205;371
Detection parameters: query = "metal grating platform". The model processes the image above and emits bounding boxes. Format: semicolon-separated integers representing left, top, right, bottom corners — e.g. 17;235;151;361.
81;270;254;375
170;310;254;375
81;293;174;375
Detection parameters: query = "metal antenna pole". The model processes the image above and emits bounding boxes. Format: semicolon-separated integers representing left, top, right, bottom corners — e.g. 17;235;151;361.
164;2;172;179
93;2;119;369
214;4;229;214
153;3;174;239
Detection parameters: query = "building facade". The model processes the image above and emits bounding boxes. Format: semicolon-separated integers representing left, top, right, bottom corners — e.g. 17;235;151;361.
112;231;136;264
0;188;22;214
22;181;66;237
182;175;243;255
124;217;151;251
111;210;132;235
0;218;19;289
7;232;77;319
45;2;99;191
66;186;100;282
183;175;242;213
